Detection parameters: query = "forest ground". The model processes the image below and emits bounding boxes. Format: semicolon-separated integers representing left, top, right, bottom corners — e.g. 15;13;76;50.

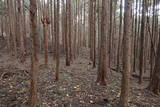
0;42;160;107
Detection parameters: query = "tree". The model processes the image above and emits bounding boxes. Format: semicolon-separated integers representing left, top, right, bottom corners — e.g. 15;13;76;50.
17;0;26;62
117;0;123;72
96;0;110;85
139;0;147;84
41;1;50;67
30;0;39;106
7;0;17;56
89;0;96;68
119;0;132;106
92;0;96;68
65;0;72;66
148;28;160;95
55;0;60;81
41;17;50;66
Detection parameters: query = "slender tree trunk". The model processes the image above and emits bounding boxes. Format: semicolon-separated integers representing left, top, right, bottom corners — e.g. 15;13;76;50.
96;0;110;86
7;0;17;56
139;0;146;84
65;0;71;66
133;0;138;73
93;0;96;68
119;0;132;106
30;0;39;106
109;0;113;70
55;0;60;81
148;28;160;95
50;0;55;59
41;18;50;67
17;0;25;62
117;0;123;72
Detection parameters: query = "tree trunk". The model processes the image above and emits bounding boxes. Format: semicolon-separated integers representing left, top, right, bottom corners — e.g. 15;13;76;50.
96;0;110;86
117;0;123;72
41;18;50;67
139;0;147;84
148;28;160;95
65;0;71;66
55;0;60;81
119;0;132;106
30;0;39;106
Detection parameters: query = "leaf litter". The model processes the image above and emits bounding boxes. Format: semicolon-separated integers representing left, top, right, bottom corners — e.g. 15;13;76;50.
0;49;160;107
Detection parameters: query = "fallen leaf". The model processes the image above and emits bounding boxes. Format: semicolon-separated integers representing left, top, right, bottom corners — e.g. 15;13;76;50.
59;87;66;91
90;100;93;103
116;92;120;98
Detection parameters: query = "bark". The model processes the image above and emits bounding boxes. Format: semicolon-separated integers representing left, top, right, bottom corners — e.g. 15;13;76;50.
65;0;71;66
89;0;96;67
7;0;17;56
50;0;55;59
30;0;39;106
133;0;138;73
17;0;25;62
117;0;123;72
41;18;50;66
119;0;132;106
139;0;147;84
148;29;160;95
97;0;110;86
55;0;60;81
109;0;113;70
92;0;96;68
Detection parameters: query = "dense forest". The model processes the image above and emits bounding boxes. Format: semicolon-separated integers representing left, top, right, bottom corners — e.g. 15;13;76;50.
0;0;160;107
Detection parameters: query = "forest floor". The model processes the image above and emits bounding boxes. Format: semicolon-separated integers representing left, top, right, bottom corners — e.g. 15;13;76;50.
0;46;160;107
